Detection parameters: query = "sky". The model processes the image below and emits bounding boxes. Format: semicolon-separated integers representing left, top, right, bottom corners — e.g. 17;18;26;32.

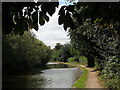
31;2;70;49
31;0;79;49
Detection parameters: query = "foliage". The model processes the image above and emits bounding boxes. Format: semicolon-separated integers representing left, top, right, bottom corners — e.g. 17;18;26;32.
101;56;120;88
2;1;59;35
2;31;52;75
68;57;75;62
3;2;120;36
68;56;87;65
54;43;63;50
52;43;72;62
60;43;72;62
76;2;120;24
79;56;87;66
52;49;62;61
68;5;120;87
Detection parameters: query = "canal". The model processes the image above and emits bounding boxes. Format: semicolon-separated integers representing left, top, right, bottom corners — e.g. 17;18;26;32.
3;63;82;88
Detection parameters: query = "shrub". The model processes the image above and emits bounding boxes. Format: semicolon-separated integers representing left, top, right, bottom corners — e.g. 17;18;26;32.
68;57;75;62
101;56;120;88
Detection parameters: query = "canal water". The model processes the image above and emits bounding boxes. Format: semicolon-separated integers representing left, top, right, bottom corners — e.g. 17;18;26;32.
3;63;82;88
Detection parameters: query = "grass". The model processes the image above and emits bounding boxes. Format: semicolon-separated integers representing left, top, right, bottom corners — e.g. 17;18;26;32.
72;64;88;88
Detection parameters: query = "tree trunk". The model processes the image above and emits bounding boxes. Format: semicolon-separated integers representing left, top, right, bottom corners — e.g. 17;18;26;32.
87;55;95;67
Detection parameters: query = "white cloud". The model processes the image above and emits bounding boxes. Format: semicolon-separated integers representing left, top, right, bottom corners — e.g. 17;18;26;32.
31;7;70;49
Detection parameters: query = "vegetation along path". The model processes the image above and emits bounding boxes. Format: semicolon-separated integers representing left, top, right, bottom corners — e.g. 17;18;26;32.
80;65;103;88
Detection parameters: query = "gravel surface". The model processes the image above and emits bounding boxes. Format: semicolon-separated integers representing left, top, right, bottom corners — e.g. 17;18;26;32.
80;65;104;88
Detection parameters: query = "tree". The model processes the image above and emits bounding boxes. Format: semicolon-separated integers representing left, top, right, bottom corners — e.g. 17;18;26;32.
54;43;63;50
52;43;72;62
2;31;52;75
60;43;72;62
3;2;120;36
68;18;120;87
2;1;59;35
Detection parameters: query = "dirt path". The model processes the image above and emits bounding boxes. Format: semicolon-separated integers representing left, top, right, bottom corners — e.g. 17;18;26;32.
80;65;104;88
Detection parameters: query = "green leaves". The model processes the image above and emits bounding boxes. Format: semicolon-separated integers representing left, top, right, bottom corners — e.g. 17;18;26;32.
73;11;83;25
3;31;52;74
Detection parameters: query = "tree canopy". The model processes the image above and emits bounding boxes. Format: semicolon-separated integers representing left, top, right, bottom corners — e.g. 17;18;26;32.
2;1;59;35
2;2;120;35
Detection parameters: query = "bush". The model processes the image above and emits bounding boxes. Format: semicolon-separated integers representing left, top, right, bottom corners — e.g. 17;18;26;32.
68;57;75;62
79;56;88;65
101;56;120;88
2;32;52;75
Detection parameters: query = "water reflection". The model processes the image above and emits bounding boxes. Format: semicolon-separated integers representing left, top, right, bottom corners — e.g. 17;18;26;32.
45;63;75;69
3;63;82;88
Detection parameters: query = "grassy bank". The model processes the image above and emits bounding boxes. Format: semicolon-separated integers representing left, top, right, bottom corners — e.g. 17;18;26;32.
49;62;88;88
72;65;88;88
64;62;88;88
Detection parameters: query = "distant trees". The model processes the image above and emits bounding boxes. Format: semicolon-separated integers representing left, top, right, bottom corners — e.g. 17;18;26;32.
2;31;52;75
60;43;72;62
52;43;72;62
55;43;63;50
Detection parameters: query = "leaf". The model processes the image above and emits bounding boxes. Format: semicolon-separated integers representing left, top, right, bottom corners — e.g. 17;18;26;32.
39;16;45;26
43;14;49;22
73;11;83;25
63;12;71;31
65;12;71;27
99;25;103;29
40;11;49;22
98;18;103;21
63;22;68;31
58;15;65;25
32;11;38;24
94;18;98;23
41;3;49;14
58;6;66;15
47;3;56;16
58;10;65;25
